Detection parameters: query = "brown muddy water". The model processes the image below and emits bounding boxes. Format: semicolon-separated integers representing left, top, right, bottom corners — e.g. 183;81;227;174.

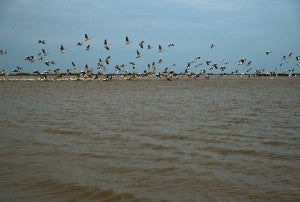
0;77;299;201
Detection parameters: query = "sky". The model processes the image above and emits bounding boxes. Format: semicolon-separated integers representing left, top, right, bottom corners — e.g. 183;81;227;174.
0;0;299;74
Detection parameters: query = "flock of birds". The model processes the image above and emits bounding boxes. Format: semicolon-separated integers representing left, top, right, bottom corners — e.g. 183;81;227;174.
0;34;299;80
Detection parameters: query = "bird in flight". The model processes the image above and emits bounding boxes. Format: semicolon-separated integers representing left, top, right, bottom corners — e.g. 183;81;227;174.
168;43;175;47
139;41;144;49
210;43;216;49
158;45;164;52
125;36;133;45
60;45;66;53
0;49;8;55
38;39;45;45
265;50;272;55
85;34;91;41
104;39;110;50
136;50;142;58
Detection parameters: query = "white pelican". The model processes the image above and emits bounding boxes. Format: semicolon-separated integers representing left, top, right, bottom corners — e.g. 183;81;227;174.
72;61;77;69
136;50;142;58
158;45;164;52
168;43;175;47
104;39;110;50
0;50;7;55
38;39;45;45
60;45;66;53
125;36;133;44
105;56;111;64
85;34;90;41
210;43;216;49
139;41;144;48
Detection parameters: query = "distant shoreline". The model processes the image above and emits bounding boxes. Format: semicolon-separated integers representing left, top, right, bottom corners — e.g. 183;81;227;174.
0;72;299;81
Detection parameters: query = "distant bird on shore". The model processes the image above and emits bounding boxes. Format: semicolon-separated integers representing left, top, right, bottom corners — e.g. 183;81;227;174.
147;44;152;49
86;45;91;51
210;43;216;49
265;50;272;55
77;42;83;46
104;39;110;50
296;56;300;61
125;36;133;45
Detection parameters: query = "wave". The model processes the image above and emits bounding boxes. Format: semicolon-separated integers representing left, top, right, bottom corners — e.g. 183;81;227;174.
6;178;153;202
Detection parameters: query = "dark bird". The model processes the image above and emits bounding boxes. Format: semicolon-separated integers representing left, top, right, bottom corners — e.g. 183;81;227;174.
265;50;272;55
210;43;216;49
86;45;91;51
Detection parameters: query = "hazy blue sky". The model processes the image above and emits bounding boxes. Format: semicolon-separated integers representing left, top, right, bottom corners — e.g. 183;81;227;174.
0;0;299;74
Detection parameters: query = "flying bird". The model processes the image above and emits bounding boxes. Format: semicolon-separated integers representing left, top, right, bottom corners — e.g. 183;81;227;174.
0;50;7;55
210;43;216;49
85;34;91;41
136;50;142;58
104;39;110;50
265;50;272;55
60;45;66;53
72;61;77;69
168;43;175;47
139;41;144;49
238;58;246;65
206;60;211;66
125;36;133;44
105;56;111;65
38;39;45;45
158;45;164;52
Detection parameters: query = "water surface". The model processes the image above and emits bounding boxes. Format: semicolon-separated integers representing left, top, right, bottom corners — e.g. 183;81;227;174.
0;77;299;201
